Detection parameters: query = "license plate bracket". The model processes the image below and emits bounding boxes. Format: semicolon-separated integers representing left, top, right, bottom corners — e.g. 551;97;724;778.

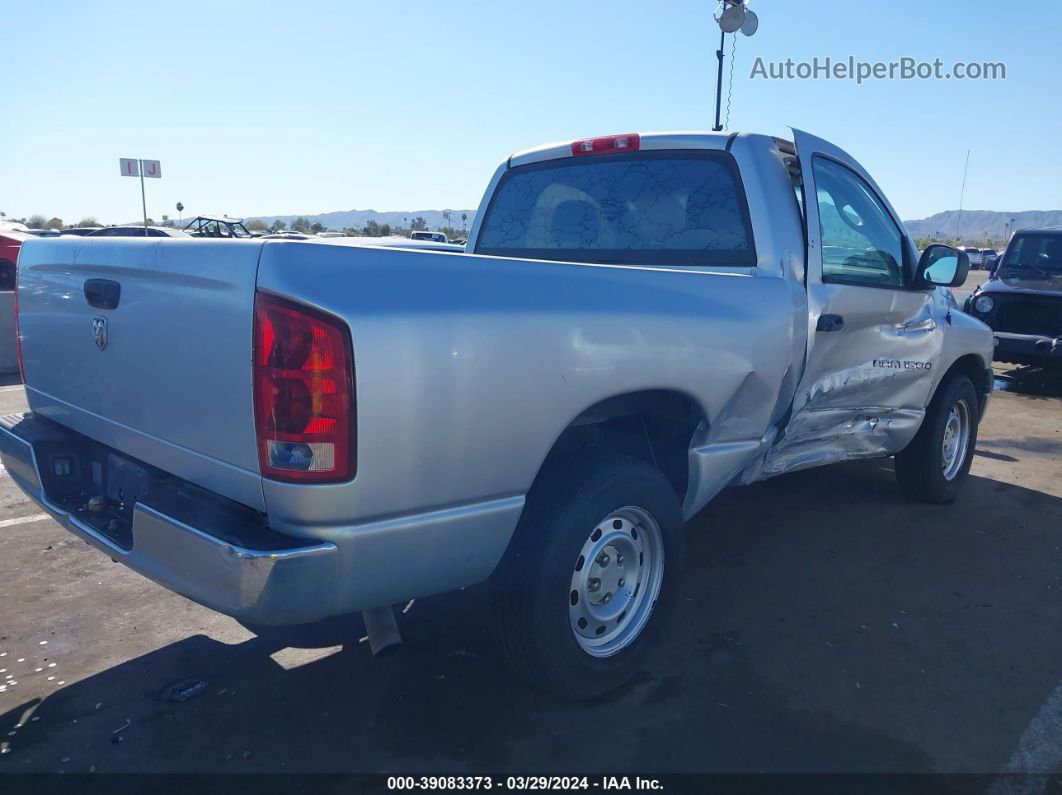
106;453;150;507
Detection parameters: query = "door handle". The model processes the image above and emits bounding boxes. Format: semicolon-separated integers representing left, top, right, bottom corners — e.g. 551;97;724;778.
84;279;121;310
816;314;845;332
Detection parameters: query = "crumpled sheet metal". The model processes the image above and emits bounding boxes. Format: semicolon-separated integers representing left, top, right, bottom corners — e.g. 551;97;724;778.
798;359;936;412
756;406;924;478
748;359;932;480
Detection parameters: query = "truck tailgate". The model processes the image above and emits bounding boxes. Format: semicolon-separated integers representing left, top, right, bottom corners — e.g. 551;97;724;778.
17;238;265;511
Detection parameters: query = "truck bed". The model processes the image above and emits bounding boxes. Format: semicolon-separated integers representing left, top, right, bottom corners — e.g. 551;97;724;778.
15;235;801;614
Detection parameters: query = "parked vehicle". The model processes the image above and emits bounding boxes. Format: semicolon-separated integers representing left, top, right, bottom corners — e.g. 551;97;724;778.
0;231;25;374
960;246;984;269
59;228;103;237
982;249;1001;274
410;230;448;243
964;229;1062;369
87;226;190;238
0;231;27;291
5;130;992;699
183;215;253;238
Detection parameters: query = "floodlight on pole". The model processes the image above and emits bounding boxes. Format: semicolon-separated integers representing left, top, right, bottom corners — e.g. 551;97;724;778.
712;0;759;132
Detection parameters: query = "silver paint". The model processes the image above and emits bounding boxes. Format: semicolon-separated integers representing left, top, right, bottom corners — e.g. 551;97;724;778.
9;130;993;622
17;237;266;510
0;424;336;624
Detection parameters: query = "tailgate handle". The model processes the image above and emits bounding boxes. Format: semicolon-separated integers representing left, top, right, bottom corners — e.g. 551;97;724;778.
84;279;121;310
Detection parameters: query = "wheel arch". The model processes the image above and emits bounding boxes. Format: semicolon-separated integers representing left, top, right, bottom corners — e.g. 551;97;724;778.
530;389;709;504
935;353;992;418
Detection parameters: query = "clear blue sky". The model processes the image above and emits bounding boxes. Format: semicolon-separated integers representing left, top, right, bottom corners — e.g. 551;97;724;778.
2;0;1058;225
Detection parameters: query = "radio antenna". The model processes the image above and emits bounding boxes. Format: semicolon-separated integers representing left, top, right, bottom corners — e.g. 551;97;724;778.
955;149;971;241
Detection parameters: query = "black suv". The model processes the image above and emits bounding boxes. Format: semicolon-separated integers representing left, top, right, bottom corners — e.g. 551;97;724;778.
965;229;1062;369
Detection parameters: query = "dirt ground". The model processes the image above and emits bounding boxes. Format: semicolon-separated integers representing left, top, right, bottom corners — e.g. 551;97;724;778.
0;360;1059;775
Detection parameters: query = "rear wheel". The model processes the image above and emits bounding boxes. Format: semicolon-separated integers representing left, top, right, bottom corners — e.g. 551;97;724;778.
489;455;684;700
895;374;979;503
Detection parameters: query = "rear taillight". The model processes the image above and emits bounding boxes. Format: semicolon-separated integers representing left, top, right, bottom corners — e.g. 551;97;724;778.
13;260;23;384
253;292;355;483
571;133;641;157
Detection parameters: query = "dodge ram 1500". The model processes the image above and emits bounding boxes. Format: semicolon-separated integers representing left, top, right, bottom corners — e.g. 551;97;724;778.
3;129;993;698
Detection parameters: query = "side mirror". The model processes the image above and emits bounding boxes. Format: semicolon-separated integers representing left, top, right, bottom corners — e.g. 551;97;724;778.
914;244;969;288
985;255;999;277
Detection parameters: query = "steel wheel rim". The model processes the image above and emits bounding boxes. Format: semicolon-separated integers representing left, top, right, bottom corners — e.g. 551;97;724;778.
941;398;971;481
568;506;665;658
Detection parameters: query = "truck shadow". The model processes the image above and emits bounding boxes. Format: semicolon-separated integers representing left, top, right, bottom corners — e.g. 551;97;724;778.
2;462;1061;774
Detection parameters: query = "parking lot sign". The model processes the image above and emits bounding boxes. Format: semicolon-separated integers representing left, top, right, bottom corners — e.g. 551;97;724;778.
118;157;161;233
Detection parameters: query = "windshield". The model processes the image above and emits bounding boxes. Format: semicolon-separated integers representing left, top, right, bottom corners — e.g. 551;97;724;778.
475;151;756;266
1000;234;1062;278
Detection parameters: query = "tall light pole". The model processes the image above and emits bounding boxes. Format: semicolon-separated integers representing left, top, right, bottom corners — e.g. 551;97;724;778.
712;1;759;131
712;26;726;132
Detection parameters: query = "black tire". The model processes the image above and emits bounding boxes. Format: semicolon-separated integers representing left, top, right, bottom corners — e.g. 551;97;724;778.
489;455;684;700
895;374;980;504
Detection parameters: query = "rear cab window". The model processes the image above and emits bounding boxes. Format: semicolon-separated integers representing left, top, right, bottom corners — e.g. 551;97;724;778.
474;151;757;266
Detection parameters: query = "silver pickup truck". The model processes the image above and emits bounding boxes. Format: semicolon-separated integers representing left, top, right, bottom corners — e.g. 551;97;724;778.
4;129;992;699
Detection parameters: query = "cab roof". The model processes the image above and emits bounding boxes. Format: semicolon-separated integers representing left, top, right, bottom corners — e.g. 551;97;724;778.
508;130;739;169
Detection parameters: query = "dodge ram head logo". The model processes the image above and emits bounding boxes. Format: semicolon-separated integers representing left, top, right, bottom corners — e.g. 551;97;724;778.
92;317;108;350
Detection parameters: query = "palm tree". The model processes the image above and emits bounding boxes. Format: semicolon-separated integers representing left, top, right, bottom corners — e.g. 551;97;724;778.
461;213;467;232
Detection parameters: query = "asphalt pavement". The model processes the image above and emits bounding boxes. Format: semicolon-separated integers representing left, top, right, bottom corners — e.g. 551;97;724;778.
0;365;1059;776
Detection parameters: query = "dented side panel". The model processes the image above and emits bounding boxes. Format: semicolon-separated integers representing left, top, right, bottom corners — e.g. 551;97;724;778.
753;130;948;480
755;289;945;479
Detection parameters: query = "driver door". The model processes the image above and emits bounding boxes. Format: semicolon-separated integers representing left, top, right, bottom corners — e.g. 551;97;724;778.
762;130;946;476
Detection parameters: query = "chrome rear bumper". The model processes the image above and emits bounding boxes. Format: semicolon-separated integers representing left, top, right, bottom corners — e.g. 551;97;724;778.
0;413;338;625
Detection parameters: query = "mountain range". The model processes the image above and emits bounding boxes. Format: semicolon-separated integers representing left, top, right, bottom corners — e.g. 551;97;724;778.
244;207;1062;242
902;210;1062;242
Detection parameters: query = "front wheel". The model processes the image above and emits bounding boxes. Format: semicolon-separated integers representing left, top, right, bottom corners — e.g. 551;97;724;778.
895;373;980;503
489;455;684;700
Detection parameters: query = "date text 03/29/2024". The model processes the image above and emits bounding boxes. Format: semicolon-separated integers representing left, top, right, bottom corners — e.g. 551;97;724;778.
386;776;664;791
